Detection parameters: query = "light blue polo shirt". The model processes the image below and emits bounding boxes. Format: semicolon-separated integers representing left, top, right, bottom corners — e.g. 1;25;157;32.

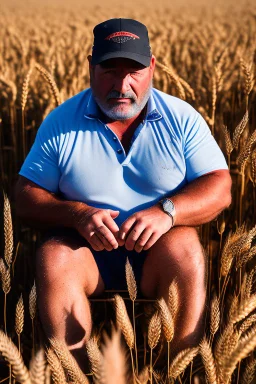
19;87;228;226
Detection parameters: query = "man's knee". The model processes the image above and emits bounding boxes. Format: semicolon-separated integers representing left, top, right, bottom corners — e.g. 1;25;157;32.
149;226;207;282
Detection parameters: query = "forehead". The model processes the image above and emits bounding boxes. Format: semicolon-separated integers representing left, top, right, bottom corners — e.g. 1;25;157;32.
99;58;147;70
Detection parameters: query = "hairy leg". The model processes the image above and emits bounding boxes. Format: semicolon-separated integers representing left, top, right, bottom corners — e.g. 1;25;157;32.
36;234;105;371
140;226;207;360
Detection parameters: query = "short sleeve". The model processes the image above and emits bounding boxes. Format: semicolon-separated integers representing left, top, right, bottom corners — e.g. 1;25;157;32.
184;113;228;182
19;113;61;193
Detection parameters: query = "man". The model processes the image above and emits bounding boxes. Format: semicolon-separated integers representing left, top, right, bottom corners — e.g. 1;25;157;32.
15;18;231;369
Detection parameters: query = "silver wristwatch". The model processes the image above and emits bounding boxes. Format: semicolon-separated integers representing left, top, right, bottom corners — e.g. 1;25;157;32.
159;198;176;227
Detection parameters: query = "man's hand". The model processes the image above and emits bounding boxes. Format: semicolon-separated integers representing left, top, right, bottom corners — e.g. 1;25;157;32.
75;207;120;251
118;205;173;252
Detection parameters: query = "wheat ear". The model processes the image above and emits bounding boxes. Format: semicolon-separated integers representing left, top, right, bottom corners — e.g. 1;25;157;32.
35;63;61;106
86;336;104;383
199;337;218;384
114;294;134;349
168;278;179;322
222;325;256;382
46;348;67;384
232;110;249;150
240;357;256;384
169;347;199;379
0;329;31;383
230;294;256;324
49;337;89;384
21;66;34;111
29;347;46;384
3;191;13;266
125;257;138;373
15;294;24;352
210;293;220;339
99;327;127;384
157;298;174;342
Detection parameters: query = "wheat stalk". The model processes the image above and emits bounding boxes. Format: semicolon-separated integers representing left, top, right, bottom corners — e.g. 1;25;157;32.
0;329;31;383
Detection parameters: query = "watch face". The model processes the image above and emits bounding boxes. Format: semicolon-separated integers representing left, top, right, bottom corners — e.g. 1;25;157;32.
163;199;174;214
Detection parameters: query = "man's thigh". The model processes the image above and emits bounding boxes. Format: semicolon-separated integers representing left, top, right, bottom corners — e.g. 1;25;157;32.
37;227;148;294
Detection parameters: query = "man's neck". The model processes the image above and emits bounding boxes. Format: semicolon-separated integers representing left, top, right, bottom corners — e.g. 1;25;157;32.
99;104;147;134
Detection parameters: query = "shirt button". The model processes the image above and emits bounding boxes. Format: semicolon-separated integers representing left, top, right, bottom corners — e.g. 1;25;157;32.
117;149;123;154
113;137;117;141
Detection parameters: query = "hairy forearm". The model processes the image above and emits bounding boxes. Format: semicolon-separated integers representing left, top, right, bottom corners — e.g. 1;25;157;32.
169;170;232;227
15;182;89;230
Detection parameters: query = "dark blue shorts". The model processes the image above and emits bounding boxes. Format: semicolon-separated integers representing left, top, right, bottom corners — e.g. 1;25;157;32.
38;228;148;292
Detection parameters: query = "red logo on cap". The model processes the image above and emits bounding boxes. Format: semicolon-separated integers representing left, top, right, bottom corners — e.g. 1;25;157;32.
105;31;140;43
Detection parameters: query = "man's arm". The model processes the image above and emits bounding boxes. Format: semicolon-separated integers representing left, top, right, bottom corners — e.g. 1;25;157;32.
119;169;232;252
169;169;232;226
15;175;120;251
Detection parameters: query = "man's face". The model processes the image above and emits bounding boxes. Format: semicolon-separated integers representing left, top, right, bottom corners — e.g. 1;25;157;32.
88;55;156;121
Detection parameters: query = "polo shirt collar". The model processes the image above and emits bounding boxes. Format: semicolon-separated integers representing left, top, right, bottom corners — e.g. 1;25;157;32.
84;89;162;122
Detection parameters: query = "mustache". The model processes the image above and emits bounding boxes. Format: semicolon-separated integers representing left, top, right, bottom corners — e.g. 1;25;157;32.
107;90;137;101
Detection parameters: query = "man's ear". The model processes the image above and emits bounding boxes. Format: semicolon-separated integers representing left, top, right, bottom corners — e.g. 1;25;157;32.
150;54;156;73
87;55;92;65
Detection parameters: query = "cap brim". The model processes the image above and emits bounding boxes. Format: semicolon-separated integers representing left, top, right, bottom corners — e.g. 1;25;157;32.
92;51;151;67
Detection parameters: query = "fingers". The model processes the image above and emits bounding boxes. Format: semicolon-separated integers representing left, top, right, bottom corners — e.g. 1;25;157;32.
124;222;147;251
134;228;153;252
89;233;105;251
95;225;119;251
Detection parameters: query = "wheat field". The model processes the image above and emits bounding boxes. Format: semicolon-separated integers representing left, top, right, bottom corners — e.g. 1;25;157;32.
0;0;256;382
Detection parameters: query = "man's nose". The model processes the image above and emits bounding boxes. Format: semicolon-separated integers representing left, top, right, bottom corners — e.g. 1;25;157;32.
114;74;131;94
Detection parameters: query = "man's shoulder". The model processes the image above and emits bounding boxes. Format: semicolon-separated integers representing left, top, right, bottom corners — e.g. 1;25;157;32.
45;88;92;123
152;88;198;120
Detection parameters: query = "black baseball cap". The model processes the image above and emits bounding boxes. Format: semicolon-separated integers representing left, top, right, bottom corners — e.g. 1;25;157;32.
91;18;152;67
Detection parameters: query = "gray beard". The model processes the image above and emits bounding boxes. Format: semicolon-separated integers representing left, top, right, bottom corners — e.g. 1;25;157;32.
91;80;153;121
